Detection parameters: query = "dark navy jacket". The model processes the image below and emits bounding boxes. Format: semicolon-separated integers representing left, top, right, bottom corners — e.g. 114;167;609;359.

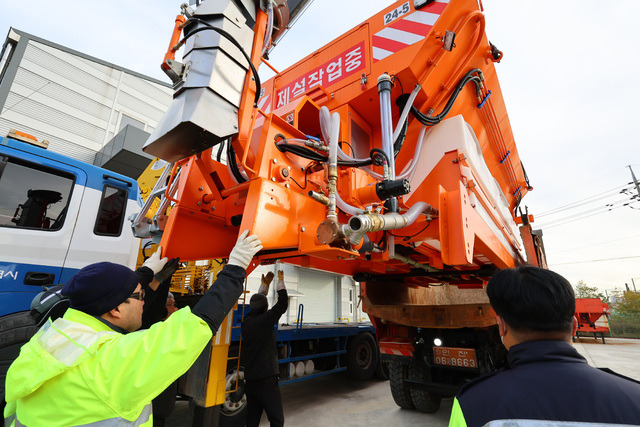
241;289;288;381
450;340;640;426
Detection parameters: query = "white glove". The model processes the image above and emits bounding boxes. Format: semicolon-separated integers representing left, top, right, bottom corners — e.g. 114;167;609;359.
276;270;286;291
258;271;274;295
143;246;168;274
228;230;263;270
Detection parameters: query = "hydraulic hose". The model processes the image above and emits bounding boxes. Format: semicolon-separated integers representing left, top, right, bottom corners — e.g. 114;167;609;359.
392;84;421;143
408;69;483;126
179;18;261;106
261;1;274;58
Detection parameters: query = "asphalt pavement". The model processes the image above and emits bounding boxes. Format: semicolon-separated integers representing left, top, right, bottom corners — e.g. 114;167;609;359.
167;337;640;426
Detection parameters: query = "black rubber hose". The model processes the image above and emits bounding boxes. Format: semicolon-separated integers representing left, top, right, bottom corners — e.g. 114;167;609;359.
369;148;390;166
273;139;375;167
409;69;483;126
227;140;247;183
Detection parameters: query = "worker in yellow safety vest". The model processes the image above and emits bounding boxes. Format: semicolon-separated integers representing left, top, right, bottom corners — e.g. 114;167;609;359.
3;230;262;427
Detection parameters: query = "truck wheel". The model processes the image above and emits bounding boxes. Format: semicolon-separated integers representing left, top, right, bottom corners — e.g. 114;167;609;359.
408;363;441;413
0;312;38;407
219;361;247;427
388;361;414;409
346;332;378;380
375;360;389;380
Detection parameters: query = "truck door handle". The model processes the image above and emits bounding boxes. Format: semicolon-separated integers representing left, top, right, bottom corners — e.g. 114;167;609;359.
103;174;133;187
24;272;56;286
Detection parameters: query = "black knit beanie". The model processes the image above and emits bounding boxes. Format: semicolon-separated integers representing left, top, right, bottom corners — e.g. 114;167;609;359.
61;262;140;316
250;293;268;311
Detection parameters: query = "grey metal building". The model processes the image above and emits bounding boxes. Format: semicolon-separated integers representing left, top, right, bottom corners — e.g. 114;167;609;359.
0;27;172;176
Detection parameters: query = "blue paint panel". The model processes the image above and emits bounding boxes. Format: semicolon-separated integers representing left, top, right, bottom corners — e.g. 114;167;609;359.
230;304;375;342
0;261;79;318
0;292;41;318
0;137;138;199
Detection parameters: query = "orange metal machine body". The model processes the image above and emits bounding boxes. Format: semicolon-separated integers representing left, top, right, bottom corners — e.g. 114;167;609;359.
574;298;611;344
142;0;546;409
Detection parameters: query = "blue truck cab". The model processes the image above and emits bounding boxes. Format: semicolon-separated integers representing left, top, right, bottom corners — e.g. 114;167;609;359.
0;132;140;398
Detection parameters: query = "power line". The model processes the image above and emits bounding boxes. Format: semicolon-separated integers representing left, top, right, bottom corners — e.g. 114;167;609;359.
553;233;640;254
531;166;627;202
537;184;631;218
552;255;640;266
537;198;637;229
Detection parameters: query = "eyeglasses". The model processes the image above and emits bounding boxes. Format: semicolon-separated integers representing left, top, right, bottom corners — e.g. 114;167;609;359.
129;289;145;301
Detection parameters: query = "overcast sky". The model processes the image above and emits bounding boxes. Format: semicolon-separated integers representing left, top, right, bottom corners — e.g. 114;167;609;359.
2;0;639;292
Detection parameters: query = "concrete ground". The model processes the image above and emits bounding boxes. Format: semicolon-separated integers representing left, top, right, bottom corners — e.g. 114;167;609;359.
167;337;640;426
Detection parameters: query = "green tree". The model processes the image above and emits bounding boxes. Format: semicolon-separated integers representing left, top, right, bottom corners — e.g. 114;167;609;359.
574;280;608;303
614;290;640;318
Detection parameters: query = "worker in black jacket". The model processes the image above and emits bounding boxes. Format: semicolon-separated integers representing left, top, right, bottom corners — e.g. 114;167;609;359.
449;265;640;427
241;269;288;427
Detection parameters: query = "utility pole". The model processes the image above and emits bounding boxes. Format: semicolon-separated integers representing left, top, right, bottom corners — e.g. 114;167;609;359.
629;165;640;199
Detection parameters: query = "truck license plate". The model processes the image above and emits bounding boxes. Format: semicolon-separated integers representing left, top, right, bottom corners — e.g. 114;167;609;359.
433;347;478;368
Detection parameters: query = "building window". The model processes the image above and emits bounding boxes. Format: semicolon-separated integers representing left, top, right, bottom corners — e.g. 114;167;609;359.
118;113;146;132
0;156;74;230
94;185;128;236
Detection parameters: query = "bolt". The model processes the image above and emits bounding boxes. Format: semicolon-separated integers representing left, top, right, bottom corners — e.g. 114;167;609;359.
285;184;290;188
197;202;202;206
271;177;276;182
272;159;277;164
301;227;306;232
282;168;289;177
199;187;203;191
211;206;216;211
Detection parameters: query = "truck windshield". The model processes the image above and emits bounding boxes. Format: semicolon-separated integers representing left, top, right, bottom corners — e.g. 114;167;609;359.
0;157;74;230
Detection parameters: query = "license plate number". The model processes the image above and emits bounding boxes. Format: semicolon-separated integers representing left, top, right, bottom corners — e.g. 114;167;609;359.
433;347;477;368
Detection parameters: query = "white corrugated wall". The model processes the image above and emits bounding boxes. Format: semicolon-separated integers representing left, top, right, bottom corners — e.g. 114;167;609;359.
0;38;172;163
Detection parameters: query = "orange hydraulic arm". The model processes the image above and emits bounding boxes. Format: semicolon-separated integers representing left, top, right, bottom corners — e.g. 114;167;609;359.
143;0;544;283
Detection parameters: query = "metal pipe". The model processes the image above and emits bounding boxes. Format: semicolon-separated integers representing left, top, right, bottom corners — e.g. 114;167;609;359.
327;112;341;220
308;191;329;206
377;74;395;180
345;202;438;245
391;253;438;272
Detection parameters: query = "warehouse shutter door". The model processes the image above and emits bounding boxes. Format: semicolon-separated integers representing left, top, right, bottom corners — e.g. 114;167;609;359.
297;269;336;323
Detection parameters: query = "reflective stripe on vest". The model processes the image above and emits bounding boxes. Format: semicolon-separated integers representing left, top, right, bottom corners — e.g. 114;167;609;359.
13;404;151;427
38;318;116;366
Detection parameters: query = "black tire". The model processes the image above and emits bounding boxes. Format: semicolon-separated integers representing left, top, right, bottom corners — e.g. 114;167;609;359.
219;359;247;427
408;362;441;413
375;359;389;380
388;361;414;409
0;312;39;407
346;333;378;380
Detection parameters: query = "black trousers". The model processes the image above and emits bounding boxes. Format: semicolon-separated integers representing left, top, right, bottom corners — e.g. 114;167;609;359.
245;375;284;427
152;379;178;427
